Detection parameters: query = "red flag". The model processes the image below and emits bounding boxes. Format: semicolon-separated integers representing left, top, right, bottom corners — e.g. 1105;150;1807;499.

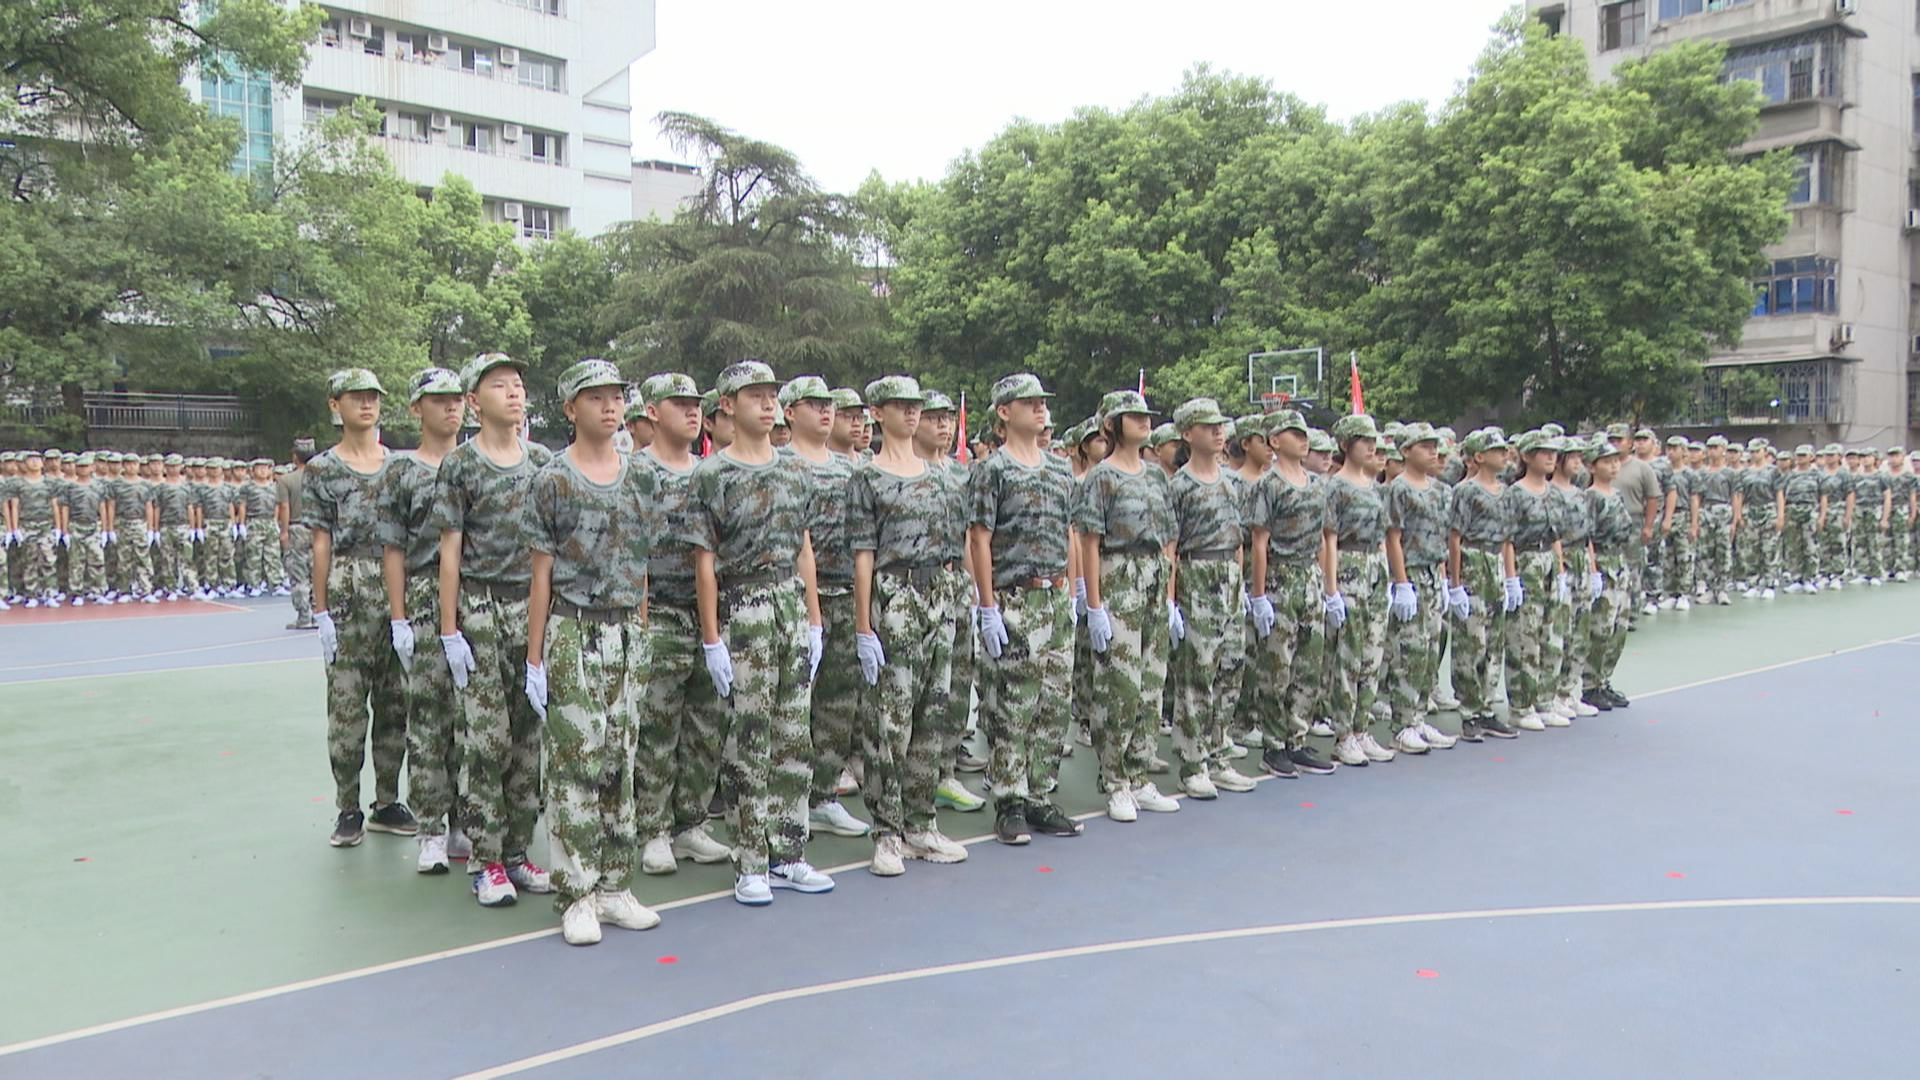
955;392;971;464
1138;367;1146;395
1349;354;1365;415
700;433;712;457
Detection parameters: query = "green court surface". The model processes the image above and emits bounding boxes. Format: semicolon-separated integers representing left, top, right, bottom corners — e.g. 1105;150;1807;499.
5;586;1917;1047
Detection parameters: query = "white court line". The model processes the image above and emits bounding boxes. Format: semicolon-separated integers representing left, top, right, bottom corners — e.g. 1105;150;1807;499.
1;631;1913;1059
0;634;305;675
454;895;1920;1079
0;655;307;688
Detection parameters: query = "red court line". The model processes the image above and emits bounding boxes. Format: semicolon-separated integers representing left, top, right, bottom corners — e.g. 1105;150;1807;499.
0;600;247;625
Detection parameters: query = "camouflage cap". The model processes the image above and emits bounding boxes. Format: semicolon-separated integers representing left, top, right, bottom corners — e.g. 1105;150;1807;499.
327;367;385;398
641;372;700;404
829;387;865;411
1888;446;1907;457
1634;427;1656;440
778;375;835;406
700;389;721;418
1605;422;1631;439
1745;437;1770;451
1268;409;1309;437
1687;441;1706;452
1172;397;1229;430
1399;421;1440;447
1461;429;1492;455
292;437;317;454
990;372;1052;406
1234;414;1268;441
624;400;649;422
60;451;77;462
1382;436;1404;462
1705;434;1729;448
1436;425;1457;441
146;453;165;464
1096;389;1153;427
163;453;184;466
1146;422;1182;449
460;351;526;393
922;390;956;413
1819;442;1843;455
1074;417;1105;445
1794;444;1814;456
1842;447;1862;457
1540;422;1566;438
558;358;625;403
1330;413;1380;445
864;375;926;406
1665;435;1688;448
1381;420;1407;441
1514;430;1557;455
1060;419;1087;446
772;411;788;428
407;366;463;403
185;456;206;467
1584;437;1622;464
716;359;780;397
1307;428;1336;454
75;452;95;466
251;457;273;467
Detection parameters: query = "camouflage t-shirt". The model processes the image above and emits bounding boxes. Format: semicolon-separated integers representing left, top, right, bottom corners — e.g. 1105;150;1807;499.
1853;470;1888;512
1384;475;1451;567
1322;474;1386;548
1073;460;1173;554
1248;470;1324;563
106;476;152;526
1501;483;1558;550
302;449;393;554
969;449;1072;589
1586;487;1633;553
59;479;106;526
240;479;278;521
1890;471;1918;511
14;478;58;527
153;480;193;527
1817;469;1853;510
375;453;445;577
785;448;856;590
0;476;17;519
1782;467;1822;506
933;459;971;565
635;451;700;607
530;452;661;612
690;449;817;582
1450;478;1509;548
847;460;951;572
1439;457;1466;486
1693;468;1733;507
1547;482;1592;545
1738;465;1780;506
429;439;553;586
1166;467;1244;558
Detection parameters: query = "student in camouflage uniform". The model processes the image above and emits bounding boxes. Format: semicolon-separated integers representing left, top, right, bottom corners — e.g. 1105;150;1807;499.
433;352;555;907
847;375;972;876
1657;437;1697;609
1581;438;1633;709
526;359;665;945
377;367;469;874
1547;437;1597;720
691;360;837;906
206;459;242;596
1164;397;1258;797
1446;430;1518;740
633;373;734;876
238;458;284;594
280;441;317;626
1245;412;1339;773
1852;449;1890;585
97;454;141;602
1887;448;1915;580
0;452;16;608
57;454;108;604
1735;440;1783;598
1815;444;1853;587
1065;418;1107;754
1501;432;1564;732
305;369;417;850
1779;446;1821;591
1692;436;1735;605
152;454;199;599
969;373;1082;846
1321;414;1396;766
12;451;61;606
1383;423;1457;753
916;391;989;810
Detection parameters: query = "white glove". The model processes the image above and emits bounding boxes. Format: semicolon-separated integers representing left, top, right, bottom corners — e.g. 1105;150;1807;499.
1448;585;1470;621
55;530;69;548
1589;571;1605;601
856;631;885;686
390;619;415;674
524;662;548;721
1502;576;1524;613
1554;572;1572;603
314;610;338;665
1389;581;1418;621
1249;594;1276;638
102;530;116;545
703;640;735;698
1073;577;1087;622
977;605;1008;659
1086;605;1113;652
1323;592;1347;629
807;623;824;682
1168;601;1186;644
238;522;250;538
147;529;162;548
441;632;475;690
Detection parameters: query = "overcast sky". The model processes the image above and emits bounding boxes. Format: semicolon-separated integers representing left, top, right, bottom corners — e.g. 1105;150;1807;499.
627;0;1519;193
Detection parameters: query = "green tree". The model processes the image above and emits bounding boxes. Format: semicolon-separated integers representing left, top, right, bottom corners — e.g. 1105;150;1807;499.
517;231;615;429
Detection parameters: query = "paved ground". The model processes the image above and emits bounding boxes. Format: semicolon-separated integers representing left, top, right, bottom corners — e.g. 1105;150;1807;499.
2;588;1916;1077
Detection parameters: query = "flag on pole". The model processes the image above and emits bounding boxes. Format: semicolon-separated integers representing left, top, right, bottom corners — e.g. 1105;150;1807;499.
1349;353;1365;416
955;392;971;464
1138;367;1146;396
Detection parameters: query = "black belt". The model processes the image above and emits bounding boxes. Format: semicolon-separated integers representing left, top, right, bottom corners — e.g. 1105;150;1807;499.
469;579;529;601
999;576;1059;591
336;545;382;560
1181;549;1236;562
722;569;792;593
551;600;636;624
1103;546;1164;559
1512;544;1553;555
649;593;697;613
880;563;953;588
1465;542;1503;554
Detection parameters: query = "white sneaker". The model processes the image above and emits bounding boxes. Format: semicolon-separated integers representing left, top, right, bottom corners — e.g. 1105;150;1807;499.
140;594;160;604
1550;698;1577;719
1133;783;1180;813
1674;596;1691;612
594;889;660;930
1742;587;1760;599
1871;577;1885;587
1573;698;1599;717
116;595;132;604
1542;710;1572;728
1107;786;1139;822
1830;579;1845;591
1514;711;1547;732
904;830;969;863
1785;582;1804;594
735;873;773;906
1226;742;1250;760
1641;602;1658;616
1182;772;1219;800
1415;721;1457;750
1240;729;1265;749
1310;719;1337;737
834;768;858;796
1359;732;1396;762
1333;734;1370;766
448;829;473;860
870;834;906;877
71;597;84;608
769;860;835;893
1213;765;1258;793
1809;579;1824;592
808;800;871;838
506;860;553;894
1715;591;1731;605
934;776;986;812
1075;724;1093;747
1762;588;1777;599
1429;690;1461;711
641;834;677;875
416;833;450;874
23;599;37;609
671;824;732;864
472;863;518;907
1392;728;1431;754
561;896;602;945
1658;597;1675;610
273;586;291;596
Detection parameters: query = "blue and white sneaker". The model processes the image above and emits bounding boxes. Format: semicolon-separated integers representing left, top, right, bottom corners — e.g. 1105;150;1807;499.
505;859;553;894
735;873;773;906
769;860;835;894
472;862;517;907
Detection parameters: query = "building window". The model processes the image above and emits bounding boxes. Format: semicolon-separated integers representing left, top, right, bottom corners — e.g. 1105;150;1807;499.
516;56;564;92
203;70;274;177
1600;1;1646;51
1658;0;1752;21
461;122;494;153
361;25;384;56
1724;34;1840;106
302;95;343;126
1787;145;1840;207
499;0;563;14
523;131;561;165
1750;257;1838;318
458;44;495;78
522;206;556;240
393;110;431;142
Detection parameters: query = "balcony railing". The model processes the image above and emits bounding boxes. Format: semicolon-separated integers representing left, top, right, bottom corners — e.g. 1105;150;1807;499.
2;393;260;433
1670;360;1849;427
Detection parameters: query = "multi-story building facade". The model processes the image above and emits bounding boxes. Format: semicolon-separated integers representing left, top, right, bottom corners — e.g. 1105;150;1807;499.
197;0;657;239
1528;0;1916;446
630;158;702;222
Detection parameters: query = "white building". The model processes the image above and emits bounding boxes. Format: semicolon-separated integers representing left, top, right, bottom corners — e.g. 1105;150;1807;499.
630;158;702;222
198;0;657;239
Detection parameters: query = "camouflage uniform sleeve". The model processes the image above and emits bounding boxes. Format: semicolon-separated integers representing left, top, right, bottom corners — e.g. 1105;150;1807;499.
528;466;563;558
1321;480;1343;533
686;461;721;553
1247;474;1271;532
300;458;336;533
967;457;997;532
373;464;407;552
1383;481;1406;532
1071;467;1107;536
427;452;468;536
845;466;878;553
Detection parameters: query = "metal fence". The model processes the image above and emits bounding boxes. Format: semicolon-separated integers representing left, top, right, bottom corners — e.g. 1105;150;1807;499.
0;392;260;433
1671;360;1848;427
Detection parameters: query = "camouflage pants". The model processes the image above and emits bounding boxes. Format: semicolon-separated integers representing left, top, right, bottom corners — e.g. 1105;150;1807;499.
1254;560;1326;750
865;572;955;838
1664;526;1695;599
807;590;862;806
1089;552;1170;793
1641;525;1665;601
636;601;727;840
939;567;976;770
1502;550;1557;715
1584;550;1630;693
1555;547;1590;703
1782;506;1818;583
18;526;58;600
1329;549;1388;736
1625;532;1649;614
201;527;237;592
1697;505;1733;594
155;524;198;594
1889;508;1913;574
1452;547;1505;718
404;575;459;834
1818;518;1849;580
981;582;1072;807
718;577;813;875
111;530;152;597
324;555;406;812
1169;557;1245;778
1071;590;1094;733
284;524;313;622
456;586;543;866
1388;563;1445;731
542;612;647;904
69;523;107;597
1856;523;1885;579
0;536;9;596
241;526;284;589
1738;508;1779;590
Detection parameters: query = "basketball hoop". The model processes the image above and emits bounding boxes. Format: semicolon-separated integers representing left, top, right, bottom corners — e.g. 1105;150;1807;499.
1260;391;1291;412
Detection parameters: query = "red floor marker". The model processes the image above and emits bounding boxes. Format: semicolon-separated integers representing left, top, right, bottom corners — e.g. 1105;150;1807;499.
1491;757;1506;763
1835;809;1855;816
73;857;90;863
1666;872;1686;879
1647;719;1659;725
1036;866;1053;873
657;956;678;965
1298;802;1316;809
310;796;325;803
219;750;234;757
1415;969;1440;979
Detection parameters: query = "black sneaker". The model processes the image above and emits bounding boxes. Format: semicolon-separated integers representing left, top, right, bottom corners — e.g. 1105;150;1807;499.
955;752;988;773
1455;720;1485;743
1287;746;1337;775
1604;685;1631;708
1581;691;1612;713
994;805;1031;846
1473;714;1520;740
367;801;420;835
329;810;366;847
1261;748;1299;779
1026;801;1084;837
